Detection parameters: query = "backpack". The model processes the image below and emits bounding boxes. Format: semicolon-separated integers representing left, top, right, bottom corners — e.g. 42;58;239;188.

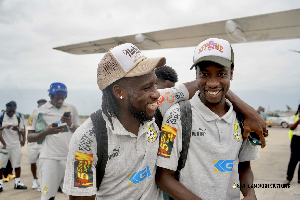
90;109;108;190
90;101;245;192
90;100;193;190
165;105;245;200
0;112;21;127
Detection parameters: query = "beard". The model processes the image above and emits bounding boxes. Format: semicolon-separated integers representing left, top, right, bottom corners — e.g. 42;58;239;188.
127;97;153;124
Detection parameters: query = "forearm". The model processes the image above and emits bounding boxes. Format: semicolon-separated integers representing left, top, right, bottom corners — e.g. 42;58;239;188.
27;130;48;142
69;125;79;133
156;167;201;200
69;195;96;200
290;120;300;130
0;131;6;146
226;90;267;148
183;80;198;99
239;161;256;199
225;90;254;115
20;130;26;142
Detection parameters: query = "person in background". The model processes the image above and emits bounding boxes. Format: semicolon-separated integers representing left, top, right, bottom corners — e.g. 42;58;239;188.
27;83;81;200
0;101;27;192
285;104;300;184
25;99;47;190
261;107;266;121
154;65;179;128
2;101;26;183
155;65;178;89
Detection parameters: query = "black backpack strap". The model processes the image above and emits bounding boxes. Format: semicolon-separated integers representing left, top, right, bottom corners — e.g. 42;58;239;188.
90;109;108;190
0;113;4;127
174;100;192;181
154;109;163;131
235;111;244;134
16;113;21;126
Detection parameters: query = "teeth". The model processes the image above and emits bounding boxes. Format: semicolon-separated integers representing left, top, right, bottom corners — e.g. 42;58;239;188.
148;102;158;109
208;91;219;95
149;102;157;107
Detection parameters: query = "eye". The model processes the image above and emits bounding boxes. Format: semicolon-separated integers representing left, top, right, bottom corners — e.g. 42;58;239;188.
144;85;151;90
218;72;227;77
199;72;209;77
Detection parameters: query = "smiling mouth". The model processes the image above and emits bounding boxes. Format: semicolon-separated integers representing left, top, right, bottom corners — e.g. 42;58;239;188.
147;102;158;111
206;90;222;97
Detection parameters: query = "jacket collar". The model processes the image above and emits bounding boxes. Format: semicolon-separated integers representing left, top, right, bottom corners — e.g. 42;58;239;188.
190;91;233;124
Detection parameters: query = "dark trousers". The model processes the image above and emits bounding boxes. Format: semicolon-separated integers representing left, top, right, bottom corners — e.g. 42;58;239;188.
287;135;300;181
3;160;13;178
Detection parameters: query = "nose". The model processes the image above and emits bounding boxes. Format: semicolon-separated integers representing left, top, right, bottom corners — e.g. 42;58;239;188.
57;99;64;104
206;76;219;88
151;86;160;100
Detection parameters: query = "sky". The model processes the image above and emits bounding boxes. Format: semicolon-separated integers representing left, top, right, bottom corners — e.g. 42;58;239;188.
0;0;300;116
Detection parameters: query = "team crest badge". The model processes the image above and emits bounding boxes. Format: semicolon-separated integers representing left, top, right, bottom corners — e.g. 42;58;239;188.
28;114;34;126
233;123;242;141
232;183;237;189
147;125;157;142
43;186;48;195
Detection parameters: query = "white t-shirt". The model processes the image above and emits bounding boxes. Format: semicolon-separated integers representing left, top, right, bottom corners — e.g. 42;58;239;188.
63;84;189;200
27;109;42;148
156;91;259;200
0;113;24;148
289;115;300;136
27;101;81;160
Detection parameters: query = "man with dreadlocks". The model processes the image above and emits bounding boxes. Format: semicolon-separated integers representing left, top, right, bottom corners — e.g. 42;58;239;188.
63;43;267;200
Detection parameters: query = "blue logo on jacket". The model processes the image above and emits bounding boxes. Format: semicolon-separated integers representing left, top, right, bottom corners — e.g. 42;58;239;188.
214;160;234;174
128;166;151;185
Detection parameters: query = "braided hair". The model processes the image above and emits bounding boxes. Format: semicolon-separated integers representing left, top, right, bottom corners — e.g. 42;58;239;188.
101;78;127;129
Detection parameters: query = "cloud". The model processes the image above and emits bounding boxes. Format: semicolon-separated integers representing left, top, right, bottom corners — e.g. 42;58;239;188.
0;0;300;114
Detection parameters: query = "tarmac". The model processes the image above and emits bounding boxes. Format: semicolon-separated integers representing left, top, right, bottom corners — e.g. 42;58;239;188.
0;124;299;200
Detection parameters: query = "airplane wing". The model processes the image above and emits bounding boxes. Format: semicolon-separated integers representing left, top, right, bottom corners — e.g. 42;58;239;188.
53;9;300;55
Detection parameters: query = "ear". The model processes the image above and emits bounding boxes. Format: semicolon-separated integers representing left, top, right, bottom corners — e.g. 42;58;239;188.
230;68;234;80
112;84;126;100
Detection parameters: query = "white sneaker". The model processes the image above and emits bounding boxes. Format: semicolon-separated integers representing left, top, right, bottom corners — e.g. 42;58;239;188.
14;181;27;189
32;179;38;189
37;185;41;192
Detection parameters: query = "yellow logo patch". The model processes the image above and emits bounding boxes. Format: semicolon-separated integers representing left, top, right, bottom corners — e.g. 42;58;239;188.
43;186;48;195
28;114;34;126
233;123;242;141
147;125;157;142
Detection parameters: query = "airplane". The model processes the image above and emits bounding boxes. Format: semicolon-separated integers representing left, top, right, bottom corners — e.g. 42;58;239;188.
285;105;297;116
289;49;300;53
53;8;300;55
266;105;296;117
